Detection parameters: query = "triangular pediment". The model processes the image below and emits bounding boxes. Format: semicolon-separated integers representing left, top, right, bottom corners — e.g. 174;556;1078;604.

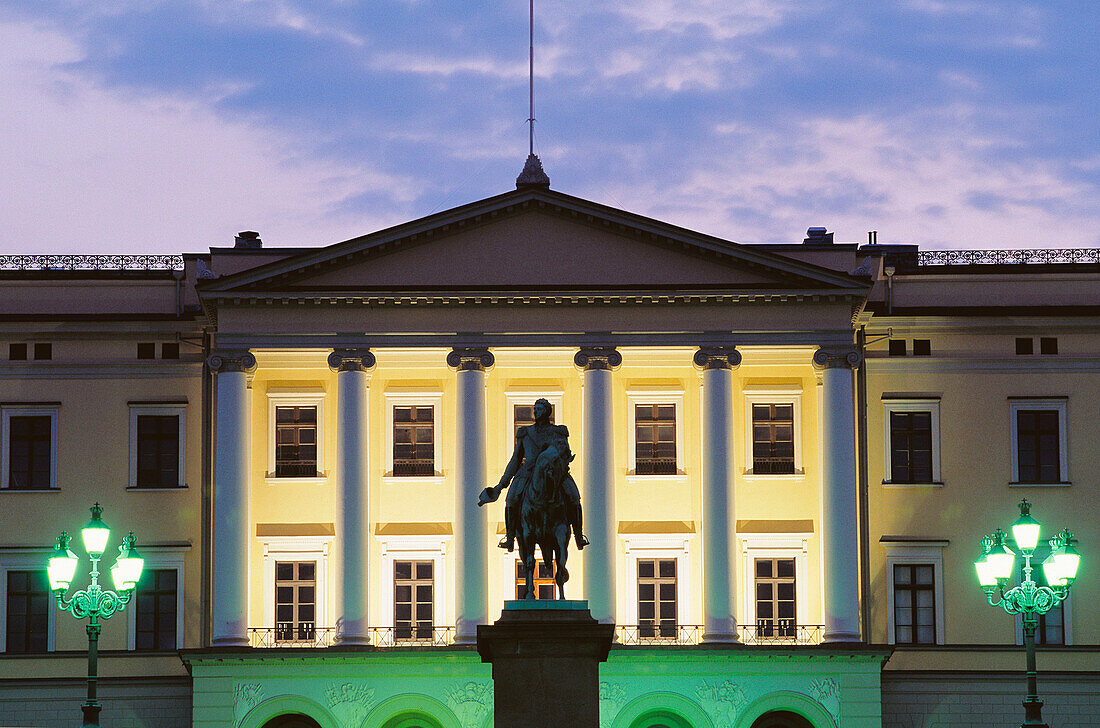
199;188;866;298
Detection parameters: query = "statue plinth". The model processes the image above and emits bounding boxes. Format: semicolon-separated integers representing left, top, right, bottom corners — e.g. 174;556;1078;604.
477;601;614;728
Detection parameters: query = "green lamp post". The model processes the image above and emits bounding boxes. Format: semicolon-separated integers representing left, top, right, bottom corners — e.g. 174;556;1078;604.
47;503;145;728
974;499;1080;728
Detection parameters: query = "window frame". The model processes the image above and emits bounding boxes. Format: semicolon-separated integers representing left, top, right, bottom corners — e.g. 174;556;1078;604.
882;399;942;487
739;533;811;641
384;390;444;485
266;388;326;485
743;389;804;479
1009;398;1069;486
882;541;946;645
378;533;451;639
259;535;332;632
1;405;59;490
625;389;685;483
128;404;187;490
620;533;694;638
0;549;56;652
125;546;187;650
504;390;565;451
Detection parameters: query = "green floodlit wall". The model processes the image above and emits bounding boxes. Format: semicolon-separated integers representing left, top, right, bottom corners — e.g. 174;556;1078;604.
188;648;885;728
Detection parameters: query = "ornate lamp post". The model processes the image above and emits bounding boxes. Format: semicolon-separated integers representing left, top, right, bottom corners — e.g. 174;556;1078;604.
47;503;145;728
974;499;1080;728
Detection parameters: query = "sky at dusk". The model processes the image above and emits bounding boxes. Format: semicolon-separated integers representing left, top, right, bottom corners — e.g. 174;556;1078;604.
1;1;1098;254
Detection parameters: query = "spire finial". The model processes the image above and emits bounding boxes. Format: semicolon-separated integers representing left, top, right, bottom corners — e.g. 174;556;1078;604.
516;0;550;189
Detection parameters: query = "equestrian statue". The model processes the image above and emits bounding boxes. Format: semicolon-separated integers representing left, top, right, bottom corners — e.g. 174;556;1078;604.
478;398;588;599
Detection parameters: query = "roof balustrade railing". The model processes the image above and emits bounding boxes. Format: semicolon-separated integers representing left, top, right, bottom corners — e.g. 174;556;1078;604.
0;254;184;271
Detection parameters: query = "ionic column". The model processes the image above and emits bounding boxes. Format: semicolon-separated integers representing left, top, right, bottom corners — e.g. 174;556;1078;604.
449;348;494;644
329;349;375;645
208;351;256;646
575;347;621;624
695;347;741;643
813;347;862;643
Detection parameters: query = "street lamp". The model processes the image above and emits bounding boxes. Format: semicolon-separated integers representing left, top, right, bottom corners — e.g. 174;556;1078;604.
974;499;1080;728
47;503;145;728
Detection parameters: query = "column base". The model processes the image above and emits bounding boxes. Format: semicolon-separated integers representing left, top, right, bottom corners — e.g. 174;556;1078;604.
822;631;862;643
334;635;370;647
211;635;251;647
702;631;741;644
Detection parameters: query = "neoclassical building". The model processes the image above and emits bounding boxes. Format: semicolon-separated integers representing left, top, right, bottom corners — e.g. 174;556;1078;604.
1;173;1097;728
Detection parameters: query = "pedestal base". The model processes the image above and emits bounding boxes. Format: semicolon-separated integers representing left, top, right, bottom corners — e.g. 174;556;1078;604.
477;601;614;728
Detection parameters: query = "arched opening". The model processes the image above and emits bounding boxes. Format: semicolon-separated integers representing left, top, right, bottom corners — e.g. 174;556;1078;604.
381;712;446;728
261;715;323;728
629;710;694;728
749;711;815;728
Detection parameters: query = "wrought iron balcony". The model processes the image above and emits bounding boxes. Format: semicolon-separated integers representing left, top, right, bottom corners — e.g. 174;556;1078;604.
0;254;185;271
247;626;455;648
917;249;1100;266
615;623;824;646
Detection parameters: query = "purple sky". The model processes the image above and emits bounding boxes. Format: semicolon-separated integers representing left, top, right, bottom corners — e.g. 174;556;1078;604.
1;1;1098;254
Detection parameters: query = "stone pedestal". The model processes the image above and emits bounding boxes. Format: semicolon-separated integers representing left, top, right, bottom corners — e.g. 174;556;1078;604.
477;601;614;728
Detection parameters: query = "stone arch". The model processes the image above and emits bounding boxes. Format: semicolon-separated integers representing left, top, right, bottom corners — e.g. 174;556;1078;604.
733;692;837;728
240;696;339;728
749;711;815;728
611;692;715;728
263;715;323;728
362;694;462;728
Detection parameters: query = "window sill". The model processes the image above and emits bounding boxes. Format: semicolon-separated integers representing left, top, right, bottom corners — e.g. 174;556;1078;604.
382;475;445;486
625;473;688;485
743;470;805;482
0;487;60;493
882;481;944;488
127;485;189;491
264;476;328;486
1009;481;1071;487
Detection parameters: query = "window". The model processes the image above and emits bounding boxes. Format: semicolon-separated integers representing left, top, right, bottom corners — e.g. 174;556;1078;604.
883;399;940;486
1010;399;1068;485
755;558;796;638
638;559;677;639
912;339;931;356
129;404;185;489
5;570;49;653
137;342;156;359
275;561;316;644
8;344;26;361
1016;558;1067;646
888;339;906;356
33;343;51;360
751;404;795;474
882;540;946;645
1;406;58;490
161;343;180;359
513;402;554;435
276;407;318;477
1040;337;1058;355
266;389;326;483
626;390;684;480
393;406;435;476
515;559;557;600
394;561;433;641
134;569;177;650
1016;337;1034;355
893;564;936;644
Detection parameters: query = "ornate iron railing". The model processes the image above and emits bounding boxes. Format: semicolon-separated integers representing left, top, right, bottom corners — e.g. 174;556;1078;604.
249;626;338;648
615;624;824;646
247;626;456;648
0;254;184;271
917;249;1100;266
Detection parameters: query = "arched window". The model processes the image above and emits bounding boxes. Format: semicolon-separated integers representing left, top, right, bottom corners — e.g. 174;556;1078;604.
261;715;322;728
629;710;693;728
750;710;815;728
382;712;445;728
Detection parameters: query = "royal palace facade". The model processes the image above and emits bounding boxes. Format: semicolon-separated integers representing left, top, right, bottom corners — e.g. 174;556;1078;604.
1;178;1098;728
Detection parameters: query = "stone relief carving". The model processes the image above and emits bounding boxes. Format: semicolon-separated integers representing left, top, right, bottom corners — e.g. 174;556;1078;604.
695;679;748;726
446;681;493;728
808;678;840;718
598;681;628;728
325;682;377;728
234;682;264;725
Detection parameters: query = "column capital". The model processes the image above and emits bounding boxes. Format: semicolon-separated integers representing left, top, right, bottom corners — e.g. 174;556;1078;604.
328;348;376;373
207;350;256;374
812;348;862;370
447;347;495;372
693;347;741;370
574;347;621;371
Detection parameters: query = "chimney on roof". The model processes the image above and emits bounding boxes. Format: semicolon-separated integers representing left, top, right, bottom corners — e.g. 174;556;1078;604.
235;231;262;249
803;227;833;245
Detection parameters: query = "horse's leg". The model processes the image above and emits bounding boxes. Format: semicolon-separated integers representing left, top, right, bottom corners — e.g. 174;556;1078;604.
555;522;570;600
521;537;536;600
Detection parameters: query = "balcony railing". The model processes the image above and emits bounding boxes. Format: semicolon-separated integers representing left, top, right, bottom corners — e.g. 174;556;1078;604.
917;248;1100;266
247;626;455;648
0;254;185;270
634;458;678;475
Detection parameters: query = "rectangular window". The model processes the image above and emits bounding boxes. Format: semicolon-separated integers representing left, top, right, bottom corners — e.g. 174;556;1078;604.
5;570;49;653
637;558;677;639
160;343;180;359
135;415;179;488
134;569;177;650
137;342;156;359
889;411;933;483
912;339;931;356
752;404;795;474
1016;410;1060;483
1025;562;1065;646
393;406;435;476
635;404;676;475
8;416;52;490
394;560;433;641
33;343;51;360
893;564;936;644
275;561;316;643
755;558;797;638
1040;337;1058;355
513;403;554;436
515;559;557;600
275;406;318;478
8;344;27;361
1016;337;1034;355
888;339;906;356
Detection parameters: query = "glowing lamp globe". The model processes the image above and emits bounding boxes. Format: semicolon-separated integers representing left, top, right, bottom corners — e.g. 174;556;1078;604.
1011;499;1041;553
47;533;79;592
81;503;111;558
974;538;997;588
985;529;1015;582
1055;535;1080;586
110;532;145;591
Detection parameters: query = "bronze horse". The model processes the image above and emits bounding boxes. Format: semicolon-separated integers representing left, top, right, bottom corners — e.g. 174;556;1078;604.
516;439;573;600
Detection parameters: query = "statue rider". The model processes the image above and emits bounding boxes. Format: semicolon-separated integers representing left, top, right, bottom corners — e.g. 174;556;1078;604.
478;398;589;552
